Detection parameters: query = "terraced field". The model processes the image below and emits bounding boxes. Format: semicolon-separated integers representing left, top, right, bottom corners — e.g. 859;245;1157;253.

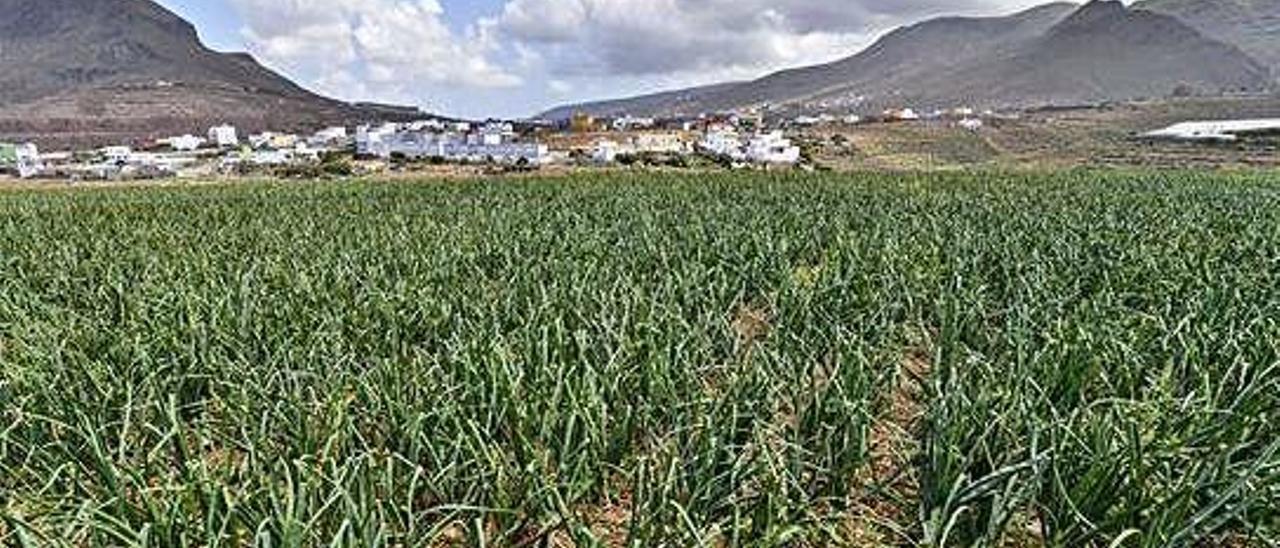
1;171;1277;546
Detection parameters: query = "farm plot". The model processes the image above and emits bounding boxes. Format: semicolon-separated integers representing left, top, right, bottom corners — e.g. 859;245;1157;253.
0;171;1277;546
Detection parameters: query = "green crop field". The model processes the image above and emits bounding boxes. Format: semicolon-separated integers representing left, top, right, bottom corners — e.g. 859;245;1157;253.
1;171;1277;547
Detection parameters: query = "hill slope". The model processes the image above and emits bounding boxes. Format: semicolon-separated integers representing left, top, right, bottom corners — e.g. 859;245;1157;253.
1136;0;1280;77
899;1;1270;107
542;1;1270;119
0;0;418;147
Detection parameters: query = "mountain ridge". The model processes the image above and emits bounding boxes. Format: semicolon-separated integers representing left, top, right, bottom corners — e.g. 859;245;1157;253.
1136;0;1280;77
0;0;420;147
540;1;1271;120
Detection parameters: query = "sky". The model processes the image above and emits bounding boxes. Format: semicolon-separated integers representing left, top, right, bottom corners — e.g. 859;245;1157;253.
154;0;1080;119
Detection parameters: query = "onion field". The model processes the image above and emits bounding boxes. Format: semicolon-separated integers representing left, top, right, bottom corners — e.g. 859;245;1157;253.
1;172;1277;547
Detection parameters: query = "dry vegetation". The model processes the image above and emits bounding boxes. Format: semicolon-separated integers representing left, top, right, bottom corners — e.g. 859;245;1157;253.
806;97;1280;172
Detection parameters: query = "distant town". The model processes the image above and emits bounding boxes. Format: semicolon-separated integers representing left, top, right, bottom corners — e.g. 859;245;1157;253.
0;105;991;181
3;101;1279;182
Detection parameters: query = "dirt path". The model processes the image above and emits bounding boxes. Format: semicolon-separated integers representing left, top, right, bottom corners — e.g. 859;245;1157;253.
845;345;932;546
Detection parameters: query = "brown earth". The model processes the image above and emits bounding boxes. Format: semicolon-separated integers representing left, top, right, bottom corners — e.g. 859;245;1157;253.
805;96;1280;171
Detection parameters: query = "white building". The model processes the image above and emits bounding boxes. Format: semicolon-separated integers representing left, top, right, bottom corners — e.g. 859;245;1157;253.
356;122;547;164
958;118;984;132
442;142;549;165
633;133;689;154
208;125;239;147
250;132;300;150
745;131;801;164
368;129;452;159
15;143;42;178
356;123;400;157
310;127;348;147
407;120;446;132
223;146;310;168
103;146;133;165
593;140;626;164
612;115;656;131
885;108;920;121
161;134;205;152
1142;119;1280;142
251;149;293;166
125;152;166;169
594;133;689;164
699;126;744;159
89;149;174;179
792;114;837;126
467;122;515;146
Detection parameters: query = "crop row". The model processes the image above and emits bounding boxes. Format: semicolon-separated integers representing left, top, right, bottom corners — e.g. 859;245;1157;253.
0;171;1276;546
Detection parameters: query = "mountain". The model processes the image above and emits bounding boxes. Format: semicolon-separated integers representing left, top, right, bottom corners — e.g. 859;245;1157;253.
1136;0;1280;77
0;0;419;147
918;1;1271;106
540;83;745;123
541;1;1271;120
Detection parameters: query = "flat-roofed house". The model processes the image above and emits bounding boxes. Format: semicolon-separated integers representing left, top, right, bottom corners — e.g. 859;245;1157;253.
208;125;239;147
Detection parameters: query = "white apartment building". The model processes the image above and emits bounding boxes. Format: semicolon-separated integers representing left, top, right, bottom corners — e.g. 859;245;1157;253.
357;122;548;165
745;131;801;164
15;143;42;178
208;125;239;147
699;126;745;159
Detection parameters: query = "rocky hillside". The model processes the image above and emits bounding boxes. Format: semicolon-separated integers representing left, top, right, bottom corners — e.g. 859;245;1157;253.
1137;0;1280;77
0;0;418;147
542;1;1271;119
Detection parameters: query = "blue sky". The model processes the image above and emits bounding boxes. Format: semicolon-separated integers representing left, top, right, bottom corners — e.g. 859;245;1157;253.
155;0;242;51
153;0;1056;119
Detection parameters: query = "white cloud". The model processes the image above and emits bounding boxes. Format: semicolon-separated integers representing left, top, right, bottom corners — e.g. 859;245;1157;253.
548;79;573;95
494;0;1038;79
220;0;1068;116
230;0;520;107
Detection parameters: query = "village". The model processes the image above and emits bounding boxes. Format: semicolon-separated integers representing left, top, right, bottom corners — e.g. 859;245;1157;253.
4;101;1274;181
0;106;997;181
